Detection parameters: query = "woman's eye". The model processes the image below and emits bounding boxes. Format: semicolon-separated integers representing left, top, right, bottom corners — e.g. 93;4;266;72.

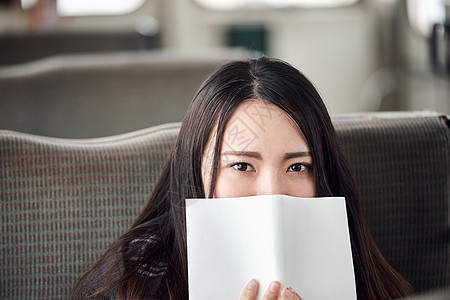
287;163;311;173
231;163;254;172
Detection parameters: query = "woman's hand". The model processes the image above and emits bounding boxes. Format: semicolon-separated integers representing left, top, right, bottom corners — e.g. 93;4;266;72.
240;279;303;300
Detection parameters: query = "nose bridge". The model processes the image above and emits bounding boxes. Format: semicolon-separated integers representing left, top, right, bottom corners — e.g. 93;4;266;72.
257;169;284;195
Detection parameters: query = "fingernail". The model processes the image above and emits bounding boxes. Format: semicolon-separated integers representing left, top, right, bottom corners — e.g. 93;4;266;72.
284;287;296;299
270;281;280;293
247;279;257;290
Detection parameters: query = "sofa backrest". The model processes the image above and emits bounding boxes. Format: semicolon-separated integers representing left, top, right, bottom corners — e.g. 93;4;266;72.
0;112;448;299
0;30;159;66
0;49;248;138
333;112;449;294
0;123;180;299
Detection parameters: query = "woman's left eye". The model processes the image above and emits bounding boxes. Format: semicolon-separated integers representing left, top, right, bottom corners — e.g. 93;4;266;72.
287;163;312;173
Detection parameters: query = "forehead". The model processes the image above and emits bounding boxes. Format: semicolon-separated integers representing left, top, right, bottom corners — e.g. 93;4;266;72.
221;100;308;151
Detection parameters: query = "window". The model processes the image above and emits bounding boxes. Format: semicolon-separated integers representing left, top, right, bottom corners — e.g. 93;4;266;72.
194;0;359;10
406;0;446;37
22;0;146;16
57;0;145;16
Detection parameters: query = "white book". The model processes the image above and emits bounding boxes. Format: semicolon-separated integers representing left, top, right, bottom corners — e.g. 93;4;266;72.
185;195;356;300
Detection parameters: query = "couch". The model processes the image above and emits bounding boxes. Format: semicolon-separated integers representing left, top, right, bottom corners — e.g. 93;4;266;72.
0;30;160;66
0;112;449;299
0;49;249;138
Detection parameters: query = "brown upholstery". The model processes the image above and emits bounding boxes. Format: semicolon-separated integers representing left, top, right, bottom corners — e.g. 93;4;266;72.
0;112;449;299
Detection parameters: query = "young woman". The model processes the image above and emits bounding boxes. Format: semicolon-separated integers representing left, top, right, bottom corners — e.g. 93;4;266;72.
71;56;412;299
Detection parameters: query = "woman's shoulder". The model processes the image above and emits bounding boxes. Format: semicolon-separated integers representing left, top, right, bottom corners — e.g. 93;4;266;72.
71;251;123;300
71;234;168;299
70;265;117;299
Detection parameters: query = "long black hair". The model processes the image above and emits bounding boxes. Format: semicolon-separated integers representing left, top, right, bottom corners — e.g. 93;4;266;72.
72;56;412;299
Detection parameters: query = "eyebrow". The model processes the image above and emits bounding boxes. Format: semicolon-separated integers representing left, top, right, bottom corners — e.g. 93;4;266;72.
221;151;311;160
283;151;312;160
221;151;262;159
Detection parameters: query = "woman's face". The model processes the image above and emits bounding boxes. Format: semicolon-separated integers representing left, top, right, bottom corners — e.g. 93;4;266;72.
202;100;316;198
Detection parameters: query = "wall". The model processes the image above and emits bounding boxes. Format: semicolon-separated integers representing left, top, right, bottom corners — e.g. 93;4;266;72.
158;0;383;114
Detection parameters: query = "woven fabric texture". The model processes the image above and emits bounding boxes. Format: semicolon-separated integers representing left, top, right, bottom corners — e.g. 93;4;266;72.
1;114;449;299
333;114;449;293
0;123;180;299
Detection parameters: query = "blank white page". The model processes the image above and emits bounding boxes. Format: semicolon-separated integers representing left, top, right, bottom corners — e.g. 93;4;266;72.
185;195;356;300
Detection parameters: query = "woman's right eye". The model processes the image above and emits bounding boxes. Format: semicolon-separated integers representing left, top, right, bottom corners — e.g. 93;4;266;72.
231;163;255;172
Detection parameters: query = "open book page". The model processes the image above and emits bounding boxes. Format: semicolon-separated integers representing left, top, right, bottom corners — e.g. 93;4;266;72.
280;195;356;299
185;196;279;299
185;195;356;300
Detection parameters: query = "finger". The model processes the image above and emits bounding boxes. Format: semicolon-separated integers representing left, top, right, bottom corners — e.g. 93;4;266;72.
240;279;259;300
280;287;303;300
262;281;281;300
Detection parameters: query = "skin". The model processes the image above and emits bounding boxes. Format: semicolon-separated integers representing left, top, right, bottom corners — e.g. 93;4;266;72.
240;279;302;300
202;99;312;299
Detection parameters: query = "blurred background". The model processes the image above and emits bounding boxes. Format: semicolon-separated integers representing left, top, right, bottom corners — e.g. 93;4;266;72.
0;0;449;138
